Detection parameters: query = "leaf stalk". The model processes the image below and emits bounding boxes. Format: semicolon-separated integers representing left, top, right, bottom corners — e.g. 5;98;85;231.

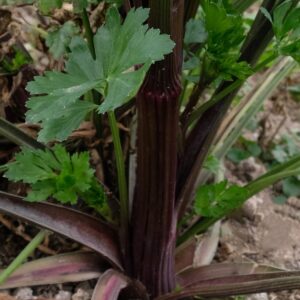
108;112;129;261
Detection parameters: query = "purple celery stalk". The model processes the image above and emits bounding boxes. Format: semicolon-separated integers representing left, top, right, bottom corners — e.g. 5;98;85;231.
130;0;184;296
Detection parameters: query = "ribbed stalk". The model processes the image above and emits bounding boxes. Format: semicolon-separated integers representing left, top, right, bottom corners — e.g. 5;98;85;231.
130;0;183;297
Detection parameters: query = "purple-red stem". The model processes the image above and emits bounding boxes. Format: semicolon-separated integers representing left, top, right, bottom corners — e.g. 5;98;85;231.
131;61;181;296
130;0;184;296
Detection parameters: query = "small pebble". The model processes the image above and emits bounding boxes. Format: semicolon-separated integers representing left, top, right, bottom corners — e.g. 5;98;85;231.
71;289;91;300
14;288;33;300
55;291;71;300
246;293;269;300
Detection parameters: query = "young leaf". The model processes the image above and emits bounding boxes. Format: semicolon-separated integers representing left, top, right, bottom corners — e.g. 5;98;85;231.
184;19;207;45
4;145;108;214
72;0;104;13
201;0;252;80
282;176;300;197
260;7;273;25
227;148;250;163
273;0;294;39
37;0;63;14
46;21;80;59
73;0;89;12
203;155;220;175
194;181;249;218
227;138;261;163
273;194;287;205
262;1;300;63
26;7;174;142
1;49;31;73
272;145;289;163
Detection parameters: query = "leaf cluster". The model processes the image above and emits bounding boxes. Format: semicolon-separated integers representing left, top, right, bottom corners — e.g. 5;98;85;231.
261;0;300;62
194;180;249;218
227;137;262;163
184;0;252;81
202;0;252;80
1;49;31;74
45;21;79;59
26;7;174;142
4;145;107;213
270;134;300;201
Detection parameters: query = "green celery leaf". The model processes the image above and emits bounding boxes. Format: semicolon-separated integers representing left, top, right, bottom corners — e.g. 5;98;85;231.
281;7;300;37
4;145;107;210
46;21;80;59
260;7;273;25
37;101;98;142
273;194;287;205
203;155;220;175
244;140;262;157
183;54;200;70
194;180;249;218
98;63;150;113
280;39;300;62
202;0;252;80
184;19;207;45
104;0;122;5
227;148;251;163
262;0;300;62
217;58;252;81
272;145;288;163
282;176;300;197
4;148;59;184
73;0;88;12
273;0;294;39
72;0;104;12
37;0;63;14
1;49;31;73
26;7;174;142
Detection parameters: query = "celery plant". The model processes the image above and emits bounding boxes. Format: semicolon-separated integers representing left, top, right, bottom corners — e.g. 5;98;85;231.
1;0;300;299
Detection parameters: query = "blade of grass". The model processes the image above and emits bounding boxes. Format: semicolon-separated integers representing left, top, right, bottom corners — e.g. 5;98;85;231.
0;230;46;284
213;57;296;159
